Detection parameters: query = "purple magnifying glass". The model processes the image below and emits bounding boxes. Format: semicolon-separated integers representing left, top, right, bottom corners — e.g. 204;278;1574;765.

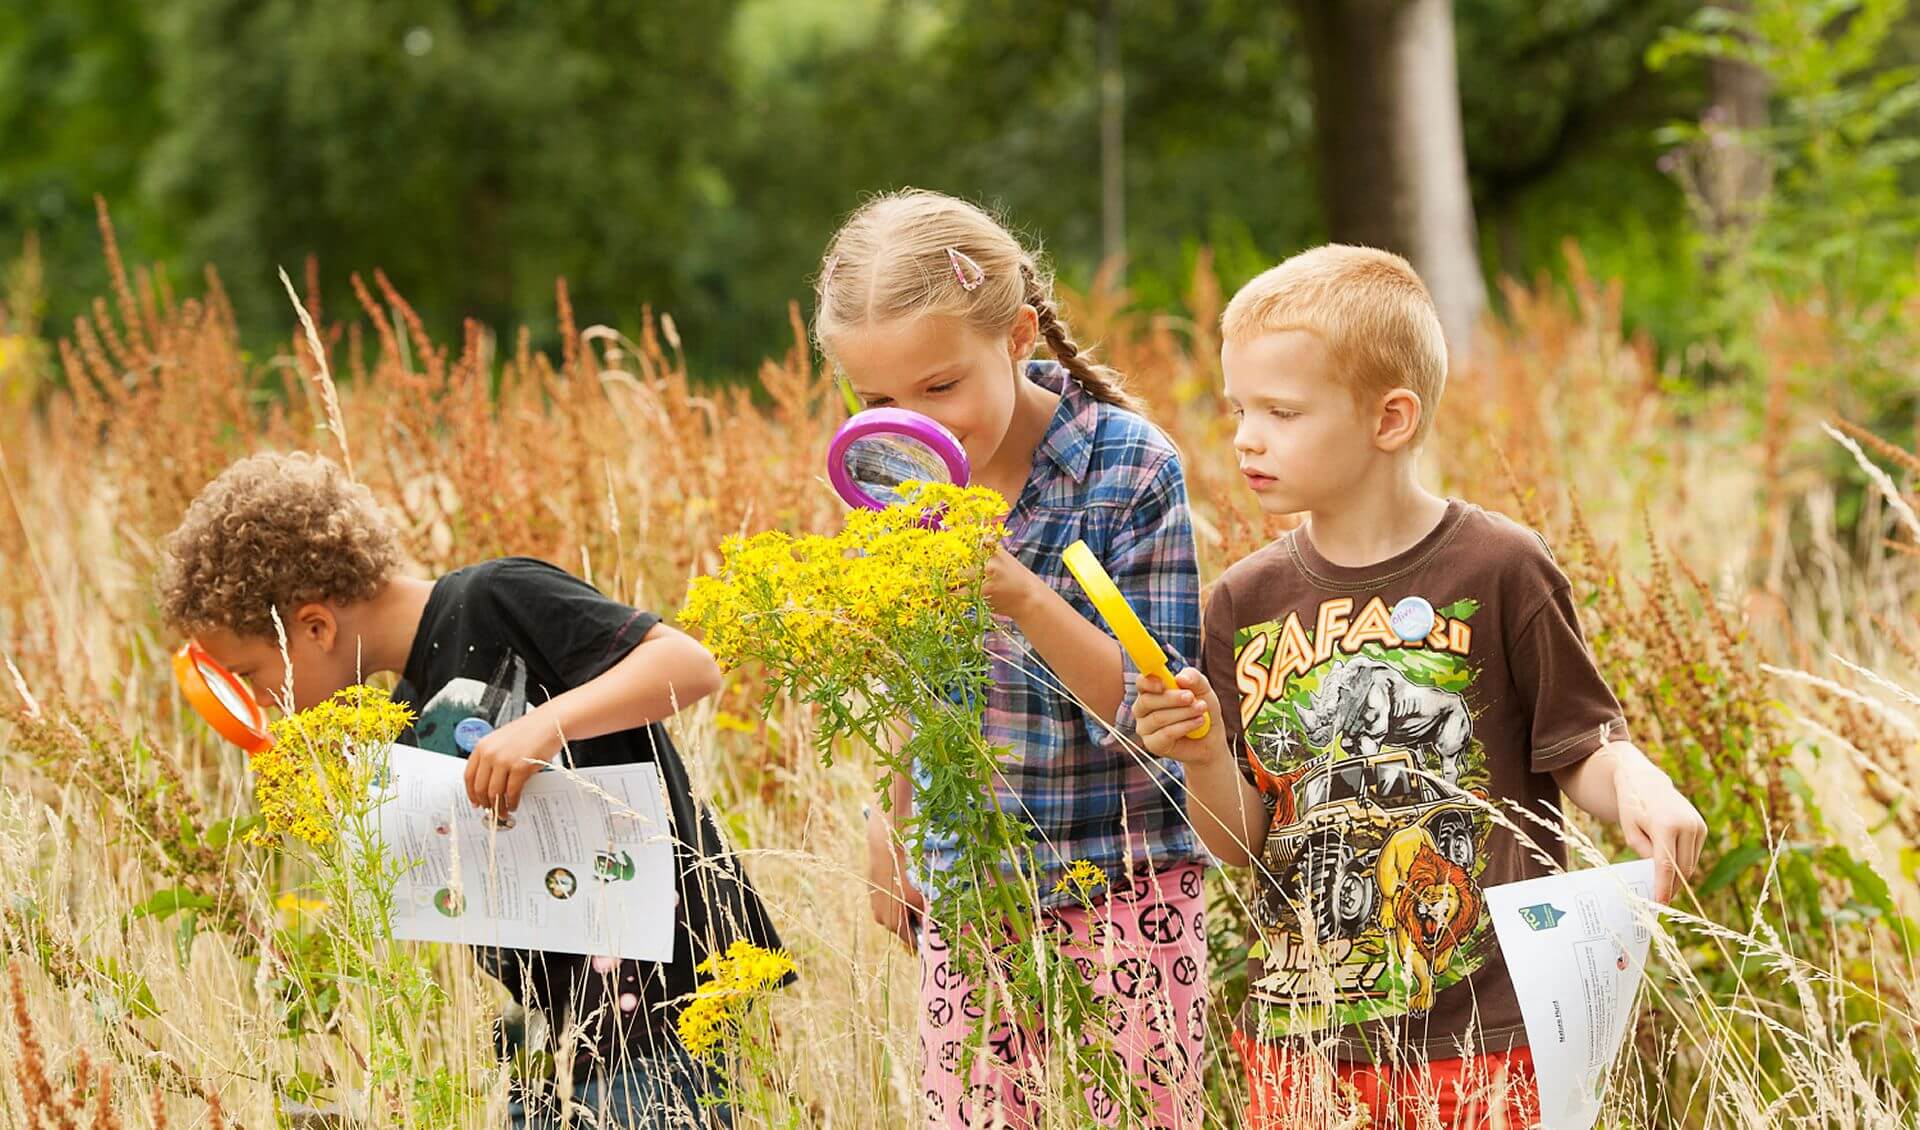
827;408;971;511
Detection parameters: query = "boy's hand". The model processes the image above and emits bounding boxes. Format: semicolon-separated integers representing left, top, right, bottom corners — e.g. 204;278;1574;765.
464;709;565;816
1133;668;1229;768
1614;756;1707;904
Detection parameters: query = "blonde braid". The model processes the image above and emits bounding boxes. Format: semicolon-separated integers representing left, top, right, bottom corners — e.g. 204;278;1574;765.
1021;264;1146;414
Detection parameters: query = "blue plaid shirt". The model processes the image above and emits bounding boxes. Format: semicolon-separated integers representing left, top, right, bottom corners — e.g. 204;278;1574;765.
918;362;1206;905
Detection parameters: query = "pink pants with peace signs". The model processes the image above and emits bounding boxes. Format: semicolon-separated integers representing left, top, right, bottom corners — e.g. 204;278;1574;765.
915;861;1209;1128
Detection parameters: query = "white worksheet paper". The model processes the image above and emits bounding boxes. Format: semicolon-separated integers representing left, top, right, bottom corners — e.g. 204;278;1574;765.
1485;859;1656;1130
373;743;677;961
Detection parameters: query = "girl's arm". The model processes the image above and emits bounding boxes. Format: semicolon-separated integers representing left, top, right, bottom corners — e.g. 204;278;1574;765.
464;622;723;810
866;721;923;946
987;547;1126;722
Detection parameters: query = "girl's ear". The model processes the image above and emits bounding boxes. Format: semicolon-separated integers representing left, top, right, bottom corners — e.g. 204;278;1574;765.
1008;304;1040;363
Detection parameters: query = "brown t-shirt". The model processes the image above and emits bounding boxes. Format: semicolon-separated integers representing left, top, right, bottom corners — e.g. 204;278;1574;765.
1201;500;1626;1064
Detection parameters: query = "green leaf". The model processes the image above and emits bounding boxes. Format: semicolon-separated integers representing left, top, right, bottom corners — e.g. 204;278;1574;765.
206;815;265;850
1438;598;1479;621
132;887;216;922
174;911;199;966
1819;846;1898;918
1699;840;1771;894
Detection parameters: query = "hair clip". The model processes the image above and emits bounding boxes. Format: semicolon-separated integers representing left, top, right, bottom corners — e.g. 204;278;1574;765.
821;254;840;288
947;248;985;292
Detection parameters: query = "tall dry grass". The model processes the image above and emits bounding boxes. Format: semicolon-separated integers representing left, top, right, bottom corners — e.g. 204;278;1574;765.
0;214;1916;1126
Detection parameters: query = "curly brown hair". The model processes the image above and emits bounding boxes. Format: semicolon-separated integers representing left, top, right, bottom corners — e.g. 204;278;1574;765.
159;452;402;637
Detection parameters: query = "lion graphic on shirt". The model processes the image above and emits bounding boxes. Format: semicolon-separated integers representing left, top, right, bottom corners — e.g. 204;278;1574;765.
1375;824;1481;1012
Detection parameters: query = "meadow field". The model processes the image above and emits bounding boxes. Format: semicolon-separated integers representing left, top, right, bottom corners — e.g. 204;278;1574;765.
0;220;1917;1127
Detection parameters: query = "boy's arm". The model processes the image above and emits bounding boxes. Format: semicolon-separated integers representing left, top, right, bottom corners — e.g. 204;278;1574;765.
465;622;722;812
1553;739;1706;904
1134;669;1271;866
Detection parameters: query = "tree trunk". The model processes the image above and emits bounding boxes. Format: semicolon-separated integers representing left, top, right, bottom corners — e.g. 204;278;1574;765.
1294;0;1487;354
1703;30;1771;240
1098;0;1127;275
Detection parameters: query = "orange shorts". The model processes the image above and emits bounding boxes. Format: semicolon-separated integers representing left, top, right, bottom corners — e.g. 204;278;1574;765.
1237;1031;1540;1130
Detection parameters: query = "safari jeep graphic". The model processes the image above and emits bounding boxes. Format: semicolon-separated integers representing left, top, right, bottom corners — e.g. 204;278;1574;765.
1233;595;1493;1036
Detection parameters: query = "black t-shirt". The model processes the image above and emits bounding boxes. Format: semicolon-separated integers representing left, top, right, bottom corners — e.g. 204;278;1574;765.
392;557;786;1065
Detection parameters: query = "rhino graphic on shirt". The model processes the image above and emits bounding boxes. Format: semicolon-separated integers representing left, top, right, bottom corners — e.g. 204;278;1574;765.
1296;656;1473;783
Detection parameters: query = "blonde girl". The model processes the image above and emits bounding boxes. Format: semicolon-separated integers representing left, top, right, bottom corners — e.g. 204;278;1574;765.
818;190;1210;1129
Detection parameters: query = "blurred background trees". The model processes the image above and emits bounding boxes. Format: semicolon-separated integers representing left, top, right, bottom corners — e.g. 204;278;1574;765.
0;0;1914;379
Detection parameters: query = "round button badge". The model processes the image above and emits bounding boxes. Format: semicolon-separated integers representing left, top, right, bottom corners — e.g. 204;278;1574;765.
454;716;494;754
1389;596;1437;643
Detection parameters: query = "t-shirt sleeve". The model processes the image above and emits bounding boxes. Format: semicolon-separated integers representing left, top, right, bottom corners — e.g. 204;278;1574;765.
483;558;662;692
1511;580;1629;773
1096;452;1203;749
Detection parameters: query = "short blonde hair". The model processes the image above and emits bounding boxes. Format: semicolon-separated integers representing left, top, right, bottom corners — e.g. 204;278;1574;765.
160;452;401;637
1221;245;1448;442
814;189;1143;413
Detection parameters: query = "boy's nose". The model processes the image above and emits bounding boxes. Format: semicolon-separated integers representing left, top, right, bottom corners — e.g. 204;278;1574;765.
1233;423;1262;455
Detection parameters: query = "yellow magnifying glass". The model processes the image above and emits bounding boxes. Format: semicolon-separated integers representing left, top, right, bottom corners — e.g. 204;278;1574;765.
1061;540;1210;741
172;640;273;753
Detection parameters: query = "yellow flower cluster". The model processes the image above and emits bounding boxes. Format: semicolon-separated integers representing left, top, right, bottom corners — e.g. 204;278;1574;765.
680;482;1007;674
1052;858;1109;903
252;686;413;846
275;890;330;920
674;940;796;1061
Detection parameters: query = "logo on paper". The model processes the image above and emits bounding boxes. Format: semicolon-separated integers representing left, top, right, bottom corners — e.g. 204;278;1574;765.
1518;902;1566;931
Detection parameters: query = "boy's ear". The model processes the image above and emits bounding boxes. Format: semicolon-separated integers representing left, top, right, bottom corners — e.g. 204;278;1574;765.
1375;388;1424;452
291;602;339;652
1009;304;1039;363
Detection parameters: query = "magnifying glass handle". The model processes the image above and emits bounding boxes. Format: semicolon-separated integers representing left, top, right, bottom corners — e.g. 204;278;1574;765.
1145;661;1211;741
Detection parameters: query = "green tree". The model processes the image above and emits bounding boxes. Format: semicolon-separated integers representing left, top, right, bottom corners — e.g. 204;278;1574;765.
143;0;740;355
0;0;168;338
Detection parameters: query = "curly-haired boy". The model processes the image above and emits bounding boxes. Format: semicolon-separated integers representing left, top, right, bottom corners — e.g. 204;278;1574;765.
162;451;783;1128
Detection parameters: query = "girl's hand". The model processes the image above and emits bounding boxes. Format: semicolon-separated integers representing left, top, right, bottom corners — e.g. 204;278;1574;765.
464;709;564;815
983;546;1045;621
865;804;923;948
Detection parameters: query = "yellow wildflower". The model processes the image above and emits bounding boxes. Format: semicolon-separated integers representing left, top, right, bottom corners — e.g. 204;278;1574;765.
713;711;759;735
251;686;413;847
674;940;795;1061
679;482;1006;676
275;891;330;919
1052;859;1109;903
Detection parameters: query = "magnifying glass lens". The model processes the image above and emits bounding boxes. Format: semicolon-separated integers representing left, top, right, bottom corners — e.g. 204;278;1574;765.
196;655;256;722
843;434;956;507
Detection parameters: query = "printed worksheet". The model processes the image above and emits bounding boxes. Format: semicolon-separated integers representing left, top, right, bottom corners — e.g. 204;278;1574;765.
1485;859;1656;1130
372;743;677;961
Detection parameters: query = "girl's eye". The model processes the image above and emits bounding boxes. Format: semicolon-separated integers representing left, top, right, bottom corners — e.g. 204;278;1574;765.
1270;408;1298;420
864;398;891;408
1229;407;1245;420
928;381;958;395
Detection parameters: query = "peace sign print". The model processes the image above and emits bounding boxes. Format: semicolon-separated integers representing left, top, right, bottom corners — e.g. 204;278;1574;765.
1136;903;1186;945
1111;955;1166;1001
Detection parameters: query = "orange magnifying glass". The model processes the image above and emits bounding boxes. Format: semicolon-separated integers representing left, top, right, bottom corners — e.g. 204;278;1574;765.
172;641;272;753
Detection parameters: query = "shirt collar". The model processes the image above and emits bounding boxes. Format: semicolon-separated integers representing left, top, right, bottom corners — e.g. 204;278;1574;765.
1026;361;1098;483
